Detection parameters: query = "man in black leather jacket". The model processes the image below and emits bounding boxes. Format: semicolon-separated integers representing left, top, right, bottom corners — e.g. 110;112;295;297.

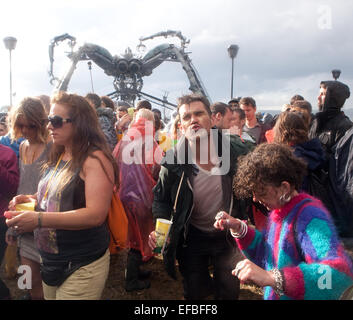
148;93;251;300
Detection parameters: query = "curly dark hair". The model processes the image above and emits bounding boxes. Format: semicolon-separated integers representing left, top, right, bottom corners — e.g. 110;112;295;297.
233;143;307;199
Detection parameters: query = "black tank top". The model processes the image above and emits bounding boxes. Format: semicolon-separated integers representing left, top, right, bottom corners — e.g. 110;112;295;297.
35;160;109;263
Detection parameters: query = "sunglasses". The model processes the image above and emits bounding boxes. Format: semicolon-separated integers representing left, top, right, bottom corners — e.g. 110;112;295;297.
48;115;72;128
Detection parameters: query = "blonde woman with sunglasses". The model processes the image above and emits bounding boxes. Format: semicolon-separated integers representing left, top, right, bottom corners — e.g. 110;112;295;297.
7;97;49;300
6;92;119;300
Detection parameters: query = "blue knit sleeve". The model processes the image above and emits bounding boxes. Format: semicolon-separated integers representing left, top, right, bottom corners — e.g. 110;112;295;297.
236;226;269;269
286;205;353;299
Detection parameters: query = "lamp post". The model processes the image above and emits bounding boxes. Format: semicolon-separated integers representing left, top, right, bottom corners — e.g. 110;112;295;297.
3;36;17;107
227;44;239;99
88;61;94;92
332;69;341;81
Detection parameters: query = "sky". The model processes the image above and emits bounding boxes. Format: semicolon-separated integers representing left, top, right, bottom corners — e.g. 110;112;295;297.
0;0;352;117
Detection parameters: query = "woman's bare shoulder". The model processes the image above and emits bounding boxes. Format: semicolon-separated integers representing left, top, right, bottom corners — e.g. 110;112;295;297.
82;149;114;177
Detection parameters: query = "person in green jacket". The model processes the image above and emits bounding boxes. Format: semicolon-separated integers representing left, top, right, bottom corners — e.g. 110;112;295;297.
148;93;251;300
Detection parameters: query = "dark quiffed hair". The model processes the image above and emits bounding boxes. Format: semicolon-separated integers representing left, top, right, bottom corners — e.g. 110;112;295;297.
177;93;211;115
233;143;307;199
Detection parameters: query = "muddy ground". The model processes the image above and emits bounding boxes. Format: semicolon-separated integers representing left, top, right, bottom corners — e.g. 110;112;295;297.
1;248;263;300
2;239;352;300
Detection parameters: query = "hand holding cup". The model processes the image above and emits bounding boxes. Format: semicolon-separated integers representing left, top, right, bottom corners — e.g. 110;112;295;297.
8;194;36;211
148;231;157;250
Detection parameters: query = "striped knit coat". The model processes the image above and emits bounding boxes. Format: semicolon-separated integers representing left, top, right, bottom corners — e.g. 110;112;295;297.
236;193;353;300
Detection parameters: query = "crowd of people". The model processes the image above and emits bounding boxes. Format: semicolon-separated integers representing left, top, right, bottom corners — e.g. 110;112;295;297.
0;79;353;300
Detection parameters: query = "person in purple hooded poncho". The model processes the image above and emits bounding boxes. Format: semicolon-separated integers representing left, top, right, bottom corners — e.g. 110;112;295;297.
113;109;163;292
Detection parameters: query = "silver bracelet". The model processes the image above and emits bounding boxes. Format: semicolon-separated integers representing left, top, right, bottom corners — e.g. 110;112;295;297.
271;268;284;297
230;219;248;239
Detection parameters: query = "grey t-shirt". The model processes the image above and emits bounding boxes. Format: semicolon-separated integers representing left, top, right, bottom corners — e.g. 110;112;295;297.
242;123;263;144
189;165;223;233
17;144;49;195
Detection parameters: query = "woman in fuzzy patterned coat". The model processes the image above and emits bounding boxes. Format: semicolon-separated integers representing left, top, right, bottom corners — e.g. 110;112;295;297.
214;143;353;300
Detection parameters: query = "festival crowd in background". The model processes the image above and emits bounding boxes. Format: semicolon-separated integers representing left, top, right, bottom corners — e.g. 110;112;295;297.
0;79;353;300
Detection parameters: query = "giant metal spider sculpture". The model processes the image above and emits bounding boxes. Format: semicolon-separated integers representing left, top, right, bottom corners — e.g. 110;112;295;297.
48;30;210;108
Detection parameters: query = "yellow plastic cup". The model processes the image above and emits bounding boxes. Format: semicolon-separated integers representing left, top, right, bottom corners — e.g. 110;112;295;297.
15;202;35;211
154;218;172;254
128;107;135;117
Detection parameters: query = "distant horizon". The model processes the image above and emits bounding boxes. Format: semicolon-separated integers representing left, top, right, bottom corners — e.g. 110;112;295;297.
258;107;353;120
257;106;353;111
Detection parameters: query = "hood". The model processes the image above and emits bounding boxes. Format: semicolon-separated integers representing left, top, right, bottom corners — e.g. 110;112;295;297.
321;80;350;112
126;117;155;138
315;80;350;130
293;138;325;170
114;117;163;166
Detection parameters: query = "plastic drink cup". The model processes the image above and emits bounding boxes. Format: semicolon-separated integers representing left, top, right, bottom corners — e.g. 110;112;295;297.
154;218;172;254
15;202;35;211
